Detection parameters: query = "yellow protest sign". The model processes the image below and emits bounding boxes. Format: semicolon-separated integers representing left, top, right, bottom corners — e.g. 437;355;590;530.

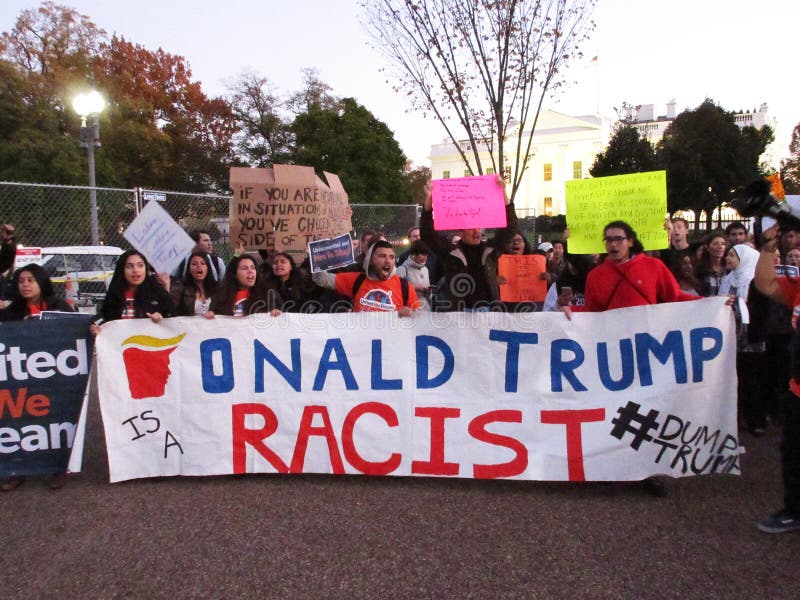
565;171;668;254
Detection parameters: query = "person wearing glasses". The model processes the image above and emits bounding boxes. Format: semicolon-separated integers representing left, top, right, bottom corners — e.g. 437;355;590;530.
557;221;700;498
560;221;699;312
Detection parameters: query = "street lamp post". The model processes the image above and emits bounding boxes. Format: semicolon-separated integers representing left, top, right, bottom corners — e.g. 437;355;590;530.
73;91;106;246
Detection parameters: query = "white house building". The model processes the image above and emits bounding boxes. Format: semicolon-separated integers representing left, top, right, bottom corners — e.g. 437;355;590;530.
428;110;612;217
428;102;777;218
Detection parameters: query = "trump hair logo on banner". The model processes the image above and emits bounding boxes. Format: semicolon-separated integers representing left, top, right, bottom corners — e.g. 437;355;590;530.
121;333;186;399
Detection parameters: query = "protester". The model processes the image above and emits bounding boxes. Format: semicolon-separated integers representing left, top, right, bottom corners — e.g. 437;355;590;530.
726;221;749;247
0;263;76;491
0;264;76;322
671;254;701;296
265;252;322;313
420;175;517;311
661;217;692;271
557;220;700;497
171;251;218;316
753;224;800;533
206;254;281;318
786;248;800;267
0;223;16;275
695;232;728;297
312;240;419;315
560;221;699;312
396;240;432;311
721;244;767;436
91;250;175;333
175;229;226;282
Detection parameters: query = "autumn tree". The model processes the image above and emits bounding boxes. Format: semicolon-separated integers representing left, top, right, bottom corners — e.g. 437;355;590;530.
656;99;773;228
362;0;595;202
0;2;236;192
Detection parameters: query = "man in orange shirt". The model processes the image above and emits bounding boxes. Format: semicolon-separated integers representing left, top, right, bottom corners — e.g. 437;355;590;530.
313;240;420;316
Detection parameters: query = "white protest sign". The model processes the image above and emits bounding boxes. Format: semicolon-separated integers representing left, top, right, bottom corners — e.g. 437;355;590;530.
97;298;740;483
124;201;195;274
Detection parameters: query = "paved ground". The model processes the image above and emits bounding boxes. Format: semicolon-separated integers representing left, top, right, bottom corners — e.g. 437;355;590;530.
2;386;798;599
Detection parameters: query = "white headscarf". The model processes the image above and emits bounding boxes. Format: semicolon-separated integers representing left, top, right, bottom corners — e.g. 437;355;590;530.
718;243;760;324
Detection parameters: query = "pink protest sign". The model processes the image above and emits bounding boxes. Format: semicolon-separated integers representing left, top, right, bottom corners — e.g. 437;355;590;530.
431;175;507;231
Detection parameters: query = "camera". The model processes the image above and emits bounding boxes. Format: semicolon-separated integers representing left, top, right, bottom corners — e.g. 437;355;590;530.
731;180;800;230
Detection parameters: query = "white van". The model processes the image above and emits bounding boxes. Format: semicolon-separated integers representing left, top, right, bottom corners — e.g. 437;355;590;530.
38;246;124;306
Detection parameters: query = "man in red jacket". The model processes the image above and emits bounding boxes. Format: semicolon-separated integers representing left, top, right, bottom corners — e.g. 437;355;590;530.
581;220;699;311
558;220;700;497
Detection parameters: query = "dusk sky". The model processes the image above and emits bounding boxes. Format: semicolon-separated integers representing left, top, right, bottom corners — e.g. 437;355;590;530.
2;0;798;166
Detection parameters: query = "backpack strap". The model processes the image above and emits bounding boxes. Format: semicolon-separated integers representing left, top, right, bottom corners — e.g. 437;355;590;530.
351;273;367;300
400;276;409;306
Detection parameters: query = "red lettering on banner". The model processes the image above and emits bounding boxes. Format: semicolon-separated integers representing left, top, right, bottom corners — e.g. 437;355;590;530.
341;402;402;475
540;409;606;481
231;403;289;474
290;406;345;474
0;388;50;418
411;406;460;476
468;410;528;479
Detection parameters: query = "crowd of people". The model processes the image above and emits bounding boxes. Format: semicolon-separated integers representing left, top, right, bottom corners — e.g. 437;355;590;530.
2;186;799;535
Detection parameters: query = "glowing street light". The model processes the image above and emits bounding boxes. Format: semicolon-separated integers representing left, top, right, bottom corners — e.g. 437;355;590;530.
72;90;106;245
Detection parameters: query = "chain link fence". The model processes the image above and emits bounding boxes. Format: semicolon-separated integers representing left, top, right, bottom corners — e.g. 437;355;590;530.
1;182;422;259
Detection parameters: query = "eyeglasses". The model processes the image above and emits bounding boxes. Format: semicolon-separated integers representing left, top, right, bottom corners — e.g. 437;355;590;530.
603;235;628;244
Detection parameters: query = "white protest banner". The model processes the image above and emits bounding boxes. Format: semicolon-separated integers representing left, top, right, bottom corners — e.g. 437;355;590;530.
124;200;196;274
97;298;739;483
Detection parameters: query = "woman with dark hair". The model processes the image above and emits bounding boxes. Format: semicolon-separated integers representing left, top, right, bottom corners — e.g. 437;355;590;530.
171;251;217;316
266;252;320;313
206;254;281;318
0;263;75;491
695;232;728;297
90;250;175;334
0;264;75;321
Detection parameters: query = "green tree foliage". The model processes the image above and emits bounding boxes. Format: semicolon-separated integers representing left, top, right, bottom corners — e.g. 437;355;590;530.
590;124;657;177
656;99;773;227
227;71;294;168
293;97;411;204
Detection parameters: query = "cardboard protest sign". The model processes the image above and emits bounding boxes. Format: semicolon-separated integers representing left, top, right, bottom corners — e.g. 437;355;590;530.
565;171;668;254
229;165;353;260
0;318;94;478
96;299;738;483
498;254;548;302
431;175;507;230
308;233;355;273
124;201;196;274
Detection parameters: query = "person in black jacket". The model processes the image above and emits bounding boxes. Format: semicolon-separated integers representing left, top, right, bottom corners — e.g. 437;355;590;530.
420;175;517;311
0;223;16;275
91;250;175;334
206;254;281;318
0;264;75;321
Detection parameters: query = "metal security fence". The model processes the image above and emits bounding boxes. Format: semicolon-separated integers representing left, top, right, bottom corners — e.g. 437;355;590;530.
1;182;421;258
0;182;137;249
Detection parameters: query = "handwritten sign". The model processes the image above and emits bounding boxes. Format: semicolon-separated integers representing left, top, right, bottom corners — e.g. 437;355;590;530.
565;171;668;254
308;234;356;273
229;165;353;261
498;254;548;302
124;200;195;274
431;175;507;231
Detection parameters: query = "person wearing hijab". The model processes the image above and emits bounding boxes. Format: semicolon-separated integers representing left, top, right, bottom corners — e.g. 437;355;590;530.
720;243;767;436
